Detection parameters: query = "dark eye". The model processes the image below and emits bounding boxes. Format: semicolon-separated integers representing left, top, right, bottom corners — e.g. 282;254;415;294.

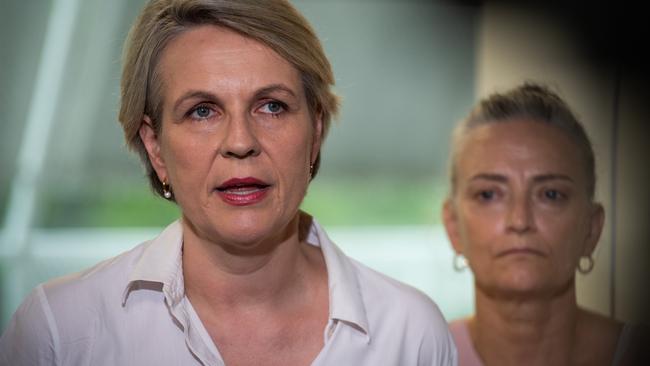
543;189;564;201
478;190;495;201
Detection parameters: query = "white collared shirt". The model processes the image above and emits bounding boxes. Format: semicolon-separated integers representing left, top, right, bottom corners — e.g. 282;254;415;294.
0;219;457;365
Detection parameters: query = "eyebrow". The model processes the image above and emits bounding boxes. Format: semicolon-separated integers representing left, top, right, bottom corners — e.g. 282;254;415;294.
469;173;574;183
253;84;297;99
531;174;574;183
469;173;508;183
171;84;298;116
172;90;221;116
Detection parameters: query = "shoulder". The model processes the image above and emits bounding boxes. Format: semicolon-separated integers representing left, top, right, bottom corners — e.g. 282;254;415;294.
313;220;448;325
350;258;454;340
351;259;457;364
578;308;627;365
449;318;469;340
0;239;152;364
0;285;56;365
448;318;483;366
38;220;182;309
351;257;444;317
614;322;650;366
308;219;457;363
42;239;150;309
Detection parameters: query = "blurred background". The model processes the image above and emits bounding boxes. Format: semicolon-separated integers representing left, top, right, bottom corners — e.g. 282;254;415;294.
1;0;648;332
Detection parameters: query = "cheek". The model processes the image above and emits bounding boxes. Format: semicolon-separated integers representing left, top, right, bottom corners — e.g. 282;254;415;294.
271;143;311;198
265;123;313;174
458;208;504;254
540;217;586;260
162;132;213;188
536;210;592;277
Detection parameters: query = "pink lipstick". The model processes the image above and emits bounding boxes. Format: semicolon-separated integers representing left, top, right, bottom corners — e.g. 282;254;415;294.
216;177;270;206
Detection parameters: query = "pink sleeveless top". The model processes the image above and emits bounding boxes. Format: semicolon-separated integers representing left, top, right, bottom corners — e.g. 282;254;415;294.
450;318;635;366
449;319;483;366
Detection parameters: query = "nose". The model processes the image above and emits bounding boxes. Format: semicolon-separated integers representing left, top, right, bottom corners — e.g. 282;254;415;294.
220;112;261;159
506;194;534;234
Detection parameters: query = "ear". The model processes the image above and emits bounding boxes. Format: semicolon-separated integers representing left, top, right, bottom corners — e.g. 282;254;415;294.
310;112;324;165
138;115;168;182
442;198;465;255
583;202;605;256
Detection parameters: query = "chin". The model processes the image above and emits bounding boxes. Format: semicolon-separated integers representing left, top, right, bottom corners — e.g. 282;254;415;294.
214;213;297;250
214;220;274;245
477;269;554;299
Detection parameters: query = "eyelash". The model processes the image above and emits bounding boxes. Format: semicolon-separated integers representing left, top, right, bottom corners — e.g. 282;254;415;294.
185;100;288;121
473;189;500;202
539;188;567;202
471;188;568;205
257;100;288;117
187;103;216;121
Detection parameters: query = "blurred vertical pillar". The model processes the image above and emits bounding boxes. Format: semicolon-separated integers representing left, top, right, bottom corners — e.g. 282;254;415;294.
0;0;81;324
474;1;649;323
615;75;650;324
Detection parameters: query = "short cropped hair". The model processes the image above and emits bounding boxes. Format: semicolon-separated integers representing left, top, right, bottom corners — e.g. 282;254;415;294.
119;0;339;198
449;83;596;199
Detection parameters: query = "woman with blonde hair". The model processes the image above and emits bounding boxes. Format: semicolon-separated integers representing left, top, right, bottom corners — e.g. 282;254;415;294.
0;1;456;365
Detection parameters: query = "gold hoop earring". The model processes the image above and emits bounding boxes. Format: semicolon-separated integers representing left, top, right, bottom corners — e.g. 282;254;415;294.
578;256;594;274
162;181;172;200
453;254;468;272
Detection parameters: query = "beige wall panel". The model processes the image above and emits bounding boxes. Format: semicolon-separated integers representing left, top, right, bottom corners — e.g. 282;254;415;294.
475;3;618;316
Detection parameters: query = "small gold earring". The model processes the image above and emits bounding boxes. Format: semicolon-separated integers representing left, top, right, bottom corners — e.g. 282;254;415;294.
309;163;314;178
162;181;172;199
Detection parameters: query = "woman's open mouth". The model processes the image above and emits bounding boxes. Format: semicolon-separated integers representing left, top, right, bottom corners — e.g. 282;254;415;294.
215;177;271;206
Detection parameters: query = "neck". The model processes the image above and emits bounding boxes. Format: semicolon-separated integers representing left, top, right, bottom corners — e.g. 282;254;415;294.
181;213;323;310
471;282;579;366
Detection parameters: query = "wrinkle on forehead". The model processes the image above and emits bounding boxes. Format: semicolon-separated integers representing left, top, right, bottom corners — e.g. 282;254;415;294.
158;25;300;100
456;121;585;184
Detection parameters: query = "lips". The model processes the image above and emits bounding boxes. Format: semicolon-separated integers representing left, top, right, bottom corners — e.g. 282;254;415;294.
497;247;546;258
216;177;270;206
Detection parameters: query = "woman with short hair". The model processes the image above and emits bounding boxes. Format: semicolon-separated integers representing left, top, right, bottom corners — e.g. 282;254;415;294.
443;83;644;366
0;1;456;365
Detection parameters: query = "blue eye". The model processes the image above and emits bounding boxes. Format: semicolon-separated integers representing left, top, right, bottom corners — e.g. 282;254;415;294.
267;102;282;113
187;104;215;120
194;105;211;118
259;101;286;116
197;106;210;117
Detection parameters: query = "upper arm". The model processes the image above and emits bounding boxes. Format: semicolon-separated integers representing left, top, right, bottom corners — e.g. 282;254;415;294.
0;285;58;366
418;323;457;366
413;296;458;366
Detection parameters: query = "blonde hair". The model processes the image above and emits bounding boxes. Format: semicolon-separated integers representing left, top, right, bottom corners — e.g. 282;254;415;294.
119;0;339;197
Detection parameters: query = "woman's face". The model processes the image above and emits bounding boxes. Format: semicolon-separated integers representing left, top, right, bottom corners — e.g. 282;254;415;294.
443;121;604;298
140;25;322;250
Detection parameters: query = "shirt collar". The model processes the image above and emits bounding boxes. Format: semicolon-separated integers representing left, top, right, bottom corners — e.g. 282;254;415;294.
122;216;370;337
306;217;370;337
122;219;185;307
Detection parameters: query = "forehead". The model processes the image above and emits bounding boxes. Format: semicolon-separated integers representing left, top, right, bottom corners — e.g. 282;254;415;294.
157;25;302;98
456;120;585;181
